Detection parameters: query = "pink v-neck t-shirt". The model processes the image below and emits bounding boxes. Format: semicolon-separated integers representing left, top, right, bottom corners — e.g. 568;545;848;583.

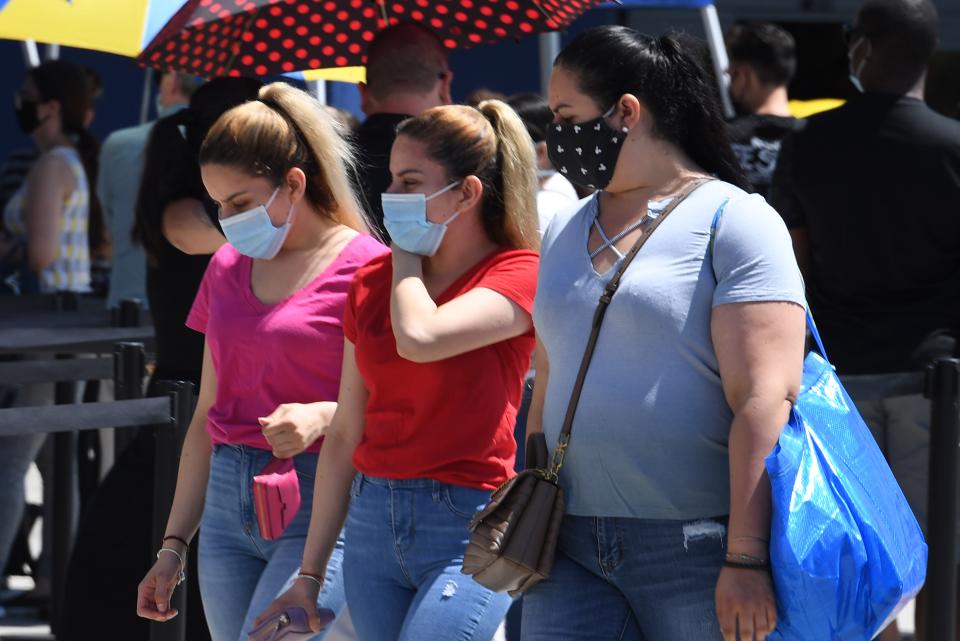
187;234;387;451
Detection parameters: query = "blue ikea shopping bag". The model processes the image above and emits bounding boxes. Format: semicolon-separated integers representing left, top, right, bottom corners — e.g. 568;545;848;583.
765;314;928;640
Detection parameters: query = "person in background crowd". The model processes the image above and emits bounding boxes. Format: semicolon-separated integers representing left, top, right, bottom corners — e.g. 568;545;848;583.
0;59;99;611
506;92;580;233
725;21;801;197
465;87;507;107
770;1;960;639
2;60;98;296
82;66;102;128
354;22;452;239
322;105;360;132
135;82;385;641
99;71;201;310
80;65;112;298
258;100;540;641
60;77;259;641
0;66;101;291
526;26;806;641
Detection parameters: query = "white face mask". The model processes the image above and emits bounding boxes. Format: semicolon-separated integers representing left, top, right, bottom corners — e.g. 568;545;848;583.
219;186;294;260
381;182;462;256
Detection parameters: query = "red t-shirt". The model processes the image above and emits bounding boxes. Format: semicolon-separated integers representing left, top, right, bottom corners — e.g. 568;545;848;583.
344;248;538;490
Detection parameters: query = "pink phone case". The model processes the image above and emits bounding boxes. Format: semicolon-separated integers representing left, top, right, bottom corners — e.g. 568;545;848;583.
252;457;301;541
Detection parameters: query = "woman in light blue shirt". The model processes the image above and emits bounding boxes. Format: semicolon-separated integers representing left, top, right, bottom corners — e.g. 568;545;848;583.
524;26;806;641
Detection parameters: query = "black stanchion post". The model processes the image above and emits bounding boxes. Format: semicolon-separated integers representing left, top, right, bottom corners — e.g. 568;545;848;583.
118;298;143;329
113;341;146;455
925;357;960;641
114;342;146;401
51;292;80;636
151;380;194;641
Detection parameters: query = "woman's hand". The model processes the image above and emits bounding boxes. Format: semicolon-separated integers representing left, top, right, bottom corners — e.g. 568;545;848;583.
715;566;777;641
259;402;336;459
253;578;328;633
136;547;185;622
390;245;423;272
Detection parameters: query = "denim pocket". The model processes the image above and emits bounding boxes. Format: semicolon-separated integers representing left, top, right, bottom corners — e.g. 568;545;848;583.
350;473;363;498
442;484;490;519
292;452;318;481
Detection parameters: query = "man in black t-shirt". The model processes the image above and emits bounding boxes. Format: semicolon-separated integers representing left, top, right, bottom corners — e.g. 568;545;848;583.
725;22;801;197
354;23;452;240
771;2;960;638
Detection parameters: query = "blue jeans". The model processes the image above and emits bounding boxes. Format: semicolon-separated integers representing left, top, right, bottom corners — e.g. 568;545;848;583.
0;432;46;573
198;445;346;641
344;474;513;641
522;515;727;641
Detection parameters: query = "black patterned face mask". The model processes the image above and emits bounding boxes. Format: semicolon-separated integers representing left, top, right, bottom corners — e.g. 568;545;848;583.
545;105;628;191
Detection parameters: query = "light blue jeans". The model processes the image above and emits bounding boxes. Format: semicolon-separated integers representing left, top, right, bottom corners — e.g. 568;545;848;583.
522;515;728;641
344;474;513;641
198;445;346;641
0;432;46;573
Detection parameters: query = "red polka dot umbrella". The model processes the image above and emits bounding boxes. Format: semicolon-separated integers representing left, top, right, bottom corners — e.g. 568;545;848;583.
137;0;600;78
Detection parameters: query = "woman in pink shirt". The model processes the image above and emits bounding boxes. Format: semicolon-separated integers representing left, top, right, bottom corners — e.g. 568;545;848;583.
135;82;385;641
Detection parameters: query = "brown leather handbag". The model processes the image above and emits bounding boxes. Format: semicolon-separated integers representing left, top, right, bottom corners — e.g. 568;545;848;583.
462;179;710;596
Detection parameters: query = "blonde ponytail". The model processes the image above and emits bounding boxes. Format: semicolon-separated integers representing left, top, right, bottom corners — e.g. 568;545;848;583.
396;101;539;251
477;100;540;251
200;82;375;237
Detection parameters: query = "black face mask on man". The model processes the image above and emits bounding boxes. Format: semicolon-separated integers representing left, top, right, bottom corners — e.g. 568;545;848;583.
545;105;629;191
14;97;45;135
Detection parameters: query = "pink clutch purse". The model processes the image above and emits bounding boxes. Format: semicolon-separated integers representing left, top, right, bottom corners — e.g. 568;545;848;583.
253;457;301;541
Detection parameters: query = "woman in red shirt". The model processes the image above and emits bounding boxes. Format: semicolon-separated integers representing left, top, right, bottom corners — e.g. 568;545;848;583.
258;101;540;640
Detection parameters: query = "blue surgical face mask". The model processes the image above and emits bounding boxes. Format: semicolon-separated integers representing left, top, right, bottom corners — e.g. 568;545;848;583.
219;186;294;260
381;182;462;256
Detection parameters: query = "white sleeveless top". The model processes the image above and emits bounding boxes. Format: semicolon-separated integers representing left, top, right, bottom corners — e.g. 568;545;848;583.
3;146;91;293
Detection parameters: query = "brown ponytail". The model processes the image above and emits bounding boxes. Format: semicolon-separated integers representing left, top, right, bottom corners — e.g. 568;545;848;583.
199;82;373;236
397;101;539;251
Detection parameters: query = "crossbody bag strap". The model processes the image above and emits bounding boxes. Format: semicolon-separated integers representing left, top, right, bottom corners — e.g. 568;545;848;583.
547;178;713;478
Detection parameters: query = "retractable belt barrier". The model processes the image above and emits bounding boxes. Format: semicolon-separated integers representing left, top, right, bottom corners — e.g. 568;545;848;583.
0;328;191;641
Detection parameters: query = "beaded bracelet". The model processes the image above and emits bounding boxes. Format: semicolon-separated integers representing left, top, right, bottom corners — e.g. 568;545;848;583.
724;559;770;571
163;534;190;549
725;551;769;566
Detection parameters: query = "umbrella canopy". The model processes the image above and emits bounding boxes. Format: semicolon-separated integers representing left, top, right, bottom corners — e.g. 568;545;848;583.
0;0;187;57
138;0;600;78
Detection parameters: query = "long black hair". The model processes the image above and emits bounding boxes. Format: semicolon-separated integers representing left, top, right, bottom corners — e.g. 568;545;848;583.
555;26;748;190
28;60;106;254
132;77;262;260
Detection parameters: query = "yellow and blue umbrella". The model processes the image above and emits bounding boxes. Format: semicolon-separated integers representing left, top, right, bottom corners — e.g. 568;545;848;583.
0;0;188;57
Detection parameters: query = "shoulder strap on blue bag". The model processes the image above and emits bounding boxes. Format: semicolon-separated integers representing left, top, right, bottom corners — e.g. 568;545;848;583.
708;197;830;363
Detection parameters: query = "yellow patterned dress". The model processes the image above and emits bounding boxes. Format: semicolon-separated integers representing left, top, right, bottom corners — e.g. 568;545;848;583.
3;145;91;293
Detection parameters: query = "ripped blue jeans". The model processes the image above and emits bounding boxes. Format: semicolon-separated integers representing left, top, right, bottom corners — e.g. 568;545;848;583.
522;515;728;641
343;474;512;641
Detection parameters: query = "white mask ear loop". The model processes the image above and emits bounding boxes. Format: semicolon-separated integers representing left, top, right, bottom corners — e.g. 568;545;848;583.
265;186;296;229
853;38;871;77
264;186;281;208
603;103;630;134
425;181;461;201
425;181;463;225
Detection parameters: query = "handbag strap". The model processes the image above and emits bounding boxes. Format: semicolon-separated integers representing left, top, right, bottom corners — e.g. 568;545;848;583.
547;178;713;478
